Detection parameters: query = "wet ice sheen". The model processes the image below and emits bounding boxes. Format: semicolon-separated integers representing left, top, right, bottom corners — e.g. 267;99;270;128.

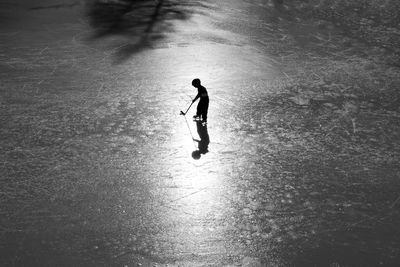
2;0;398;266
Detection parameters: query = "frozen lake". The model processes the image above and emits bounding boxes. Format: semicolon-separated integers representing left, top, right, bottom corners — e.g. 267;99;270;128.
1;0;400;266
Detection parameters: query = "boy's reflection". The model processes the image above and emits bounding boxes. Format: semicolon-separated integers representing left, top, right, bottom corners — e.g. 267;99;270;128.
191;121;210;160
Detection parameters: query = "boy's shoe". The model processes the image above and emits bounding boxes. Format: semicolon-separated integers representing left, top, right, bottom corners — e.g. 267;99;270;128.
193;115;200;120
202;121;207;126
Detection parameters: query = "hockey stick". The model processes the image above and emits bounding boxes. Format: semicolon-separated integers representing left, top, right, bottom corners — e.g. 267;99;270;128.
179;101;194;116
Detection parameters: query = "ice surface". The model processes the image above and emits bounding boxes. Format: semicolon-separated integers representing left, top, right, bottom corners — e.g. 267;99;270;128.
1;0;399;266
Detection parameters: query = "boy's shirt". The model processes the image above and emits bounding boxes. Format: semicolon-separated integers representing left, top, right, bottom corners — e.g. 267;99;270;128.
194;85;208;101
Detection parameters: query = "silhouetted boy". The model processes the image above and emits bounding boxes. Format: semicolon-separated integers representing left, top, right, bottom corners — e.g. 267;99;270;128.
191;79;209;123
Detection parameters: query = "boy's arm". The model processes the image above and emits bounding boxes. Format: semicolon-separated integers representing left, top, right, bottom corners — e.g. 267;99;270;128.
192;93;200;103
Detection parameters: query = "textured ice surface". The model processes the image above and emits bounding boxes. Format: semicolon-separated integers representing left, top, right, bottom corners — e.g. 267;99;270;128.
1;0;400;266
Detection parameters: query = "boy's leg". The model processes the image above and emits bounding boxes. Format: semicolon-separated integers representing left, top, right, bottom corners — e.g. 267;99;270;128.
201;99;209;122
194;102;201;119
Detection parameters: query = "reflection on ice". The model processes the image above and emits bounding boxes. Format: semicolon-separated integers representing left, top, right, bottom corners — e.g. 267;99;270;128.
191;120;209;160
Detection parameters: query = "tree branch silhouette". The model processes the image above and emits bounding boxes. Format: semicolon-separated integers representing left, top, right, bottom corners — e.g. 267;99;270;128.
86;0;209;61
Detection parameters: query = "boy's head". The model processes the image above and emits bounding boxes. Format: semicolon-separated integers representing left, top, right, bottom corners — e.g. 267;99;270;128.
192;78;201;87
